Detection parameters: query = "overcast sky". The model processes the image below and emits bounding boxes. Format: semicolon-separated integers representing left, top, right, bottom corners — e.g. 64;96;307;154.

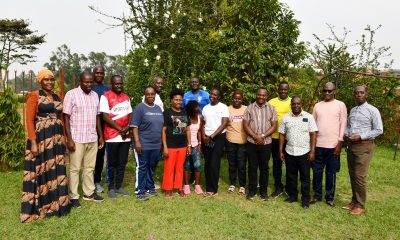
2;0;399;73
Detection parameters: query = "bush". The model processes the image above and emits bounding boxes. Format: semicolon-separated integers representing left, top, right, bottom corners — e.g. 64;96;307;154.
0;88;25;171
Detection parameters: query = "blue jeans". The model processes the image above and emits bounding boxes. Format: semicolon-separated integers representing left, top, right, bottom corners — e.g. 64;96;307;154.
311;147;340;201
184;146;202;172
137;149;161;195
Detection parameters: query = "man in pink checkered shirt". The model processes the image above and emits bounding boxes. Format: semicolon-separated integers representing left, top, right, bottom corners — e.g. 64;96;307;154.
63;71;105;208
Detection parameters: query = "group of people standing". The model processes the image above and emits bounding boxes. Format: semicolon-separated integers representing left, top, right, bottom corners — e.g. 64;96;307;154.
20;67;383;223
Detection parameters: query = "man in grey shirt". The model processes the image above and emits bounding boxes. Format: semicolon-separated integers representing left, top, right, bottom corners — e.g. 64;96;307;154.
343;85;383;215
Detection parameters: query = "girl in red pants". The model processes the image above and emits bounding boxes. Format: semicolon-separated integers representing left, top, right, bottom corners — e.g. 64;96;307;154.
162;89;191;197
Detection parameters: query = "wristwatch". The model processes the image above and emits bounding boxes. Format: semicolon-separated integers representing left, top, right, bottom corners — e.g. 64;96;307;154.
261;133;266;139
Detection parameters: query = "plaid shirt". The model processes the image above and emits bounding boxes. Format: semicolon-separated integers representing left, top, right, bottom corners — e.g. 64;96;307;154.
63;86;99;143
243;101;277;144
345;102;383;140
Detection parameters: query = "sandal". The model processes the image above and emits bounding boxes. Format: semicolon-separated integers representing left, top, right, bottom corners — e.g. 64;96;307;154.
177;189;186;197
227;185;235;193
238;187;245;195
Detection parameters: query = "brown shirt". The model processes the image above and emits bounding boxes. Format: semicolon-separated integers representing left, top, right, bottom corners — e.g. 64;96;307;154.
243;101;277;144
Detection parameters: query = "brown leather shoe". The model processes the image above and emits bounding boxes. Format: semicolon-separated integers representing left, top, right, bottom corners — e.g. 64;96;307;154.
350;207;366;215
342;202;356;210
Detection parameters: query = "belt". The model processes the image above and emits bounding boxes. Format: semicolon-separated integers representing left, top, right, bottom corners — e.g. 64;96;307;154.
351;140;374;144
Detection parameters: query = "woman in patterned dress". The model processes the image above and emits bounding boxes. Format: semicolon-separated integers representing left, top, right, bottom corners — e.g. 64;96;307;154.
20;69;71;223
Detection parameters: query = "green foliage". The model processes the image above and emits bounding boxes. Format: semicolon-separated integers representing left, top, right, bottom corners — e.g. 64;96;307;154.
0;18;45;90
44;44;127;91
309;24;398;144
101;0;305;104
0;88;25;171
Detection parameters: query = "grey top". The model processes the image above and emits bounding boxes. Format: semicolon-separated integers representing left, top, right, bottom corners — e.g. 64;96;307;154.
345;102;383;140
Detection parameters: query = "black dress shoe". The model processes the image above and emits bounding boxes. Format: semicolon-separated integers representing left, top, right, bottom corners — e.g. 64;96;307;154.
284;197;297;203
310;197;322;204
326;200;335;207
302;202;310;209
246;192;256;200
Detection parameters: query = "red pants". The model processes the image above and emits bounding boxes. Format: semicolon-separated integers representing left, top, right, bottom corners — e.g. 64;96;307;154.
162;147;187;190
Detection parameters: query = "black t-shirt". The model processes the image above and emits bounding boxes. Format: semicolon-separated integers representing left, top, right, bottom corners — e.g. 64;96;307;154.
163;108;191;148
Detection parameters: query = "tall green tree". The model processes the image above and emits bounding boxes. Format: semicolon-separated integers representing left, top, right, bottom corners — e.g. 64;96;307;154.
92;0;306;104
0;19;45;90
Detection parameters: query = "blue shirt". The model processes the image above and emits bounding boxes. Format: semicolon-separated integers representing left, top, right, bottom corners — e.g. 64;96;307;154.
182;90;210;113
131;103;164;150
345;102;383;140
92;84;111;100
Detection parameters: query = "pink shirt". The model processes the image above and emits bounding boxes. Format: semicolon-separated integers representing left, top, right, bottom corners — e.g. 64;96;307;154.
189;115;201;147
312;99;347;148
63;86;100;143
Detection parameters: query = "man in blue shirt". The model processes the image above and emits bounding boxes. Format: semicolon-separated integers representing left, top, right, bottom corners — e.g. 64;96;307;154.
182;77;210;113
91;65;111;193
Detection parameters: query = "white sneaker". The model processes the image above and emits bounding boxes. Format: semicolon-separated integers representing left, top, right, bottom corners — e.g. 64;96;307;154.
95;183;105;193
154;184;161;190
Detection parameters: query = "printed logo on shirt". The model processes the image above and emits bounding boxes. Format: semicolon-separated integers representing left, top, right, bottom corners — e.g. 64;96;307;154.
171;115;188;135
145;112;163;116
231;114;244;123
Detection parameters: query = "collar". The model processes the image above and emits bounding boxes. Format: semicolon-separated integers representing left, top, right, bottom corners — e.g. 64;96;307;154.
290;110;304;117
78;86;92;95
253;101;267;108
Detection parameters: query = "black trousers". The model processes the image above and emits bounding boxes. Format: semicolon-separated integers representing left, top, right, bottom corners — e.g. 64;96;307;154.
203;133;226;193
271;138;285;190
246;142;271;194
94;119;106;183
226;141;247;187
106;142;130;190
285;152;311;202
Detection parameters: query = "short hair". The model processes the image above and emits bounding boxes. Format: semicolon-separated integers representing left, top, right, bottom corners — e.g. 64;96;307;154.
92;65;105;72
80;71;93;81
110;75;123;83
170;89;184;100
144;86;155;94
256;87;267;93
190;76;200;82
211;88;222;96
153;76;163;84
232;89;243;98
279;81;289;88
324;82;336;89
185;100;200;118
291;96;301;102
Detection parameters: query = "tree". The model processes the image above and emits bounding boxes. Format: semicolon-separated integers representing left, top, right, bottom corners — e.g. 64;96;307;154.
44;44;127;90
0;19;45;90
91;0;306;104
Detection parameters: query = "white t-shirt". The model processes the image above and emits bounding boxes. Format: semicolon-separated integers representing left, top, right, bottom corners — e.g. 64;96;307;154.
142;93;164;112
100;94;133;142
203;102;229;136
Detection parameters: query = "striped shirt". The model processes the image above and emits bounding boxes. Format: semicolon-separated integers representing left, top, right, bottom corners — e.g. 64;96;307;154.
243;101;278;144
345;102;383;140
63;86;100;143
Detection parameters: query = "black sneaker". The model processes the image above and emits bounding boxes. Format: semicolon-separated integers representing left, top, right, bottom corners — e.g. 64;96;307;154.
310;197;322;204
326;200;335;207
148;189;158;197
83;192;104;202
246;192;256;200
260;193;269;201
71;199;81;208
271;188;284;198
284;197;298;203
302;201;310;209
137;193;149;201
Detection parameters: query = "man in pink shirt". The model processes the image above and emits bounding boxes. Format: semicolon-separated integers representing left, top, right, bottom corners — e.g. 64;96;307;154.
311;82;347;207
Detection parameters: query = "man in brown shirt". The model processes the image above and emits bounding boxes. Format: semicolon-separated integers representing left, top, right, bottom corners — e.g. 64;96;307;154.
243;88;277;200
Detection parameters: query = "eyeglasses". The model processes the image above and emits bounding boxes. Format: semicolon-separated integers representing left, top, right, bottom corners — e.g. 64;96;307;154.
323;89;333;93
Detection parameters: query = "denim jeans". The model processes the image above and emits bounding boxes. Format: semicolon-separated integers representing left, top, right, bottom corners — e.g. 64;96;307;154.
225;141;247;187
184;146;202;172
137;149;161;195
311;147;340;201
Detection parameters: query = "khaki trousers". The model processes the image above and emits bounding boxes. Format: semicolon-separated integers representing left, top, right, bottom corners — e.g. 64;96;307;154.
347;142;374;209
69;142;98;199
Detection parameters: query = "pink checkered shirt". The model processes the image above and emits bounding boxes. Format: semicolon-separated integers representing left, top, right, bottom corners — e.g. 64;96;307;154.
63;86;100;143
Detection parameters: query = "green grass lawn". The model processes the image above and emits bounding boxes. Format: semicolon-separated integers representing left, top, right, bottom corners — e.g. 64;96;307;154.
1;146;399;240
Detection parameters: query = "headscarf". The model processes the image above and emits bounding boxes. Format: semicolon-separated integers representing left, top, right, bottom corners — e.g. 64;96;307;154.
37;68;54;83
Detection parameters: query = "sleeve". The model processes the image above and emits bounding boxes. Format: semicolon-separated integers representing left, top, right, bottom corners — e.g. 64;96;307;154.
62;91;73;115
26;91;39;140
360;107;383;140
204;92;211;105
338;102;347;141
181;93;188;109
163;110;170;127
131;104;142;128
270;105;278;122
345;109;352;137
243;106;251;121
278;115;286;134
127;99;133;113
308;115;318;132
99;95;110;113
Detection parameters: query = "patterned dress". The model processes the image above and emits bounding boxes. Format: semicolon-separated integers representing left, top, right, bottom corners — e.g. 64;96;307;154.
20;90;70;223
